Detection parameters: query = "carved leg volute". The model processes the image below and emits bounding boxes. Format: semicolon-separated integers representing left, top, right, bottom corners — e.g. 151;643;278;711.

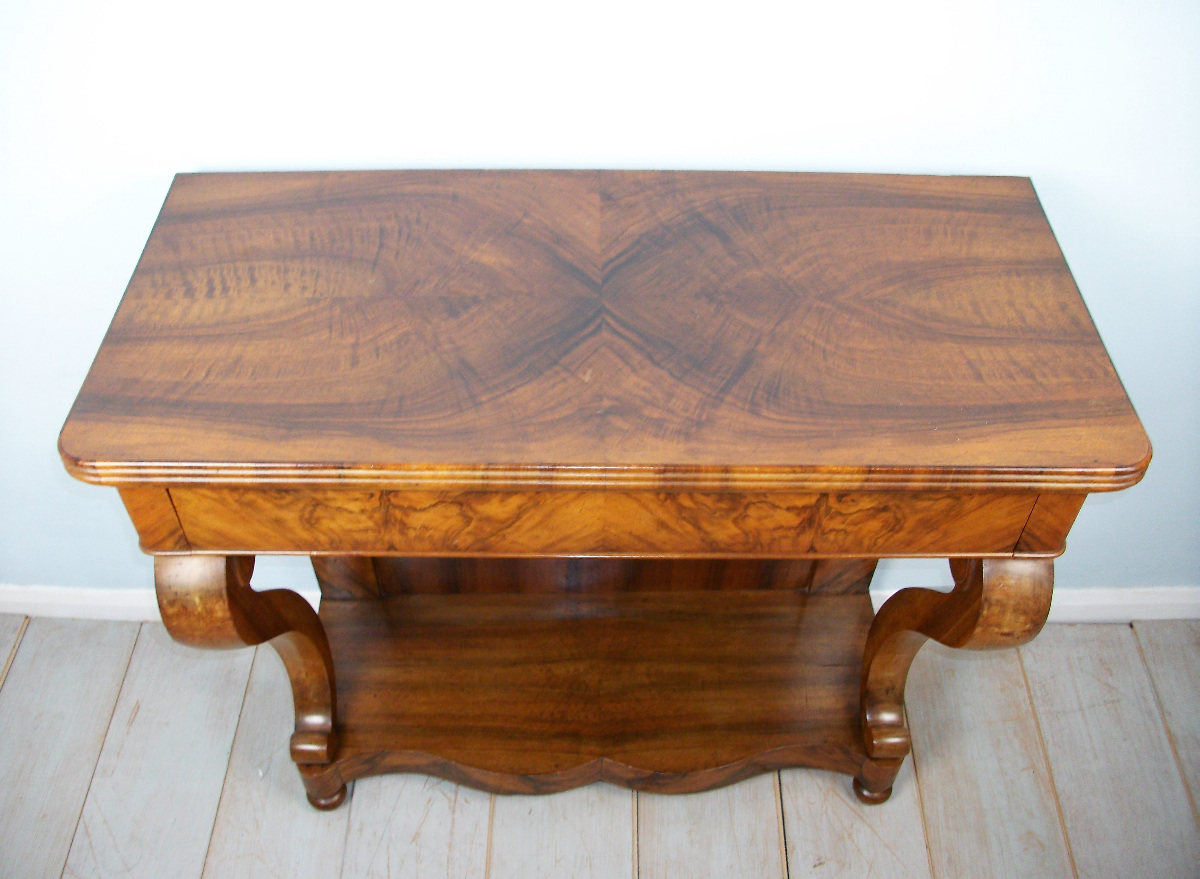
154;555;345;809
854;557;1053;804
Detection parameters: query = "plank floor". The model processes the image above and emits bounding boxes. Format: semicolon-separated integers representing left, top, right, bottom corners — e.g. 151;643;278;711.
0;615;1196;878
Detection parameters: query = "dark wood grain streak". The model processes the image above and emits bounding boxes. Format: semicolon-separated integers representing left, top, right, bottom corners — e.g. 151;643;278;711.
59;171;1151;494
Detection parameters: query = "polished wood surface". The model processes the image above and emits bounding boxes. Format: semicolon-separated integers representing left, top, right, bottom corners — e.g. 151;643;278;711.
855;557;1054;802
1013;492;1087;554
58;170;1151;811
315;556;878;598
167;486;1037;556
60;171;1149;493
154;555;340;804
117;486;189;552
298;589;873;800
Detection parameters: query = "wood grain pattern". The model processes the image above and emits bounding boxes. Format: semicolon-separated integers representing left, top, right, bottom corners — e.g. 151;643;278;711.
62;624;253;879
1022;625;1200;878
779;764;931;879
118;486;189;551
489;785;634;879
56;170;1153;815
301;591;873;797
60;171;1150;494
855;557;1053;803
810;491;1034;555
169;486;1035;556
311;555;381;599
808;558;879;594
154;554;338;792
638;775;785;879
1014;493;1086;554
0;619;139;879
1132;621;1200;825
172;487;821;555
906;644;1072;877
154;557;343;811
203;648;351;879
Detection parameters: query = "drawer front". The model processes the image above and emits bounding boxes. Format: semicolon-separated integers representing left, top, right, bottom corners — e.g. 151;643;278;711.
165;487;1038;557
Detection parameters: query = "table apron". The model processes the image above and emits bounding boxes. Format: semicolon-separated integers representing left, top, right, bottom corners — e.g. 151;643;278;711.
116;487;1084;558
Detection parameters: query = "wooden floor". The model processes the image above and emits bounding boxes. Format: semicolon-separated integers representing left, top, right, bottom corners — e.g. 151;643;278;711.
0;615;1196;878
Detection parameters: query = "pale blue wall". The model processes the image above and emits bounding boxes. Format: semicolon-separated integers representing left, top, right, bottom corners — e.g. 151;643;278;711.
1;0;1196;594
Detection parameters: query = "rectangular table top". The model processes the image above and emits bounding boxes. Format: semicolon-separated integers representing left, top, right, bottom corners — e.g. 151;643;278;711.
60;170;1150;493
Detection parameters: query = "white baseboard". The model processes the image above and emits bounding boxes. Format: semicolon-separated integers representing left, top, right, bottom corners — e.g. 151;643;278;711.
1047;586;1200;622
869;585;1200;623
0;584;321;621
1;583;1197;624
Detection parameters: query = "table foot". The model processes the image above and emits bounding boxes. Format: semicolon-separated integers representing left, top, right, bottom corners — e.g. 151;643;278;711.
852;770;894;805
307;786;347;810
300;765;348;810
856;557;1053;802
154;555;339;770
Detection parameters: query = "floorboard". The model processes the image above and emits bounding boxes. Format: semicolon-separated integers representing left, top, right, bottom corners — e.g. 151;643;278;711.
203;648;351;879
0;618;138;879
1021;624;1200;878
62;624;253;879
488;784;634;879
1134;620;1200;824
0;615;27;688
638;774;784;879
5;616;1199;878
780;764;930;879
907;644;1073;878
340;775;490;878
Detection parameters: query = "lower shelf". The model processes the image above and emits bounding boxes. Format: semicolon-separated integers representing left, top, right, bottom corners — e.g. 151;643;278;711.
310;589;873;794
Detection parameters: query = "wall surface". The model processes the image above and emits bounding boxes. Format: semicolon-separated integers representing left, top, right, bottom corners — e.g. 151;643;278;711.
1;0;1196;596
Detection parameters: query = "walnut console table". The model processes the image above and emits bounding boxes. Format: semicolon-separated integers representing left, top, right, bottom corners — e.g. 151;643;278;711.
60;171;1150;809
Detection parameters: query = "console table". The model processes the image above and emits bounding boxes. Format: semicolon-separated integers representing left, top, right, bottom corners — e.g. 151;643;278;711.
60;170;1150;809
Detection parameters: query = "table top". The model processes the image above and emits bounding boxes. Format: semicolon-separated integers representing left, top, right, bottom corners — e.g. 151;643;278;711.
60;170;1150;493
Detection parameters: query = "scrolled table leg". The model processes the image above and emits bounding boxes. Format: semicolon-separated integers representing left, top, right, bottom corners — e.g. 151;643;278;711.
855;557;1053;804
154;555;343;809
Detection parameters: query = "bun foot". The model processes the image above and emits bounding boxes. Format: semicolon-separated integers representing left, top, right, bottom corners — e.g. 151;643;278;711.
852;776;892;805
307;784;347;811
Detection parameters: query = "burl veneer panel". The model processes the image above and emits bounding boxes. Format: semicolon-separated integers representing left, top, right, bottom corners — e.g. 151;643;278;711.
170;487;1036;556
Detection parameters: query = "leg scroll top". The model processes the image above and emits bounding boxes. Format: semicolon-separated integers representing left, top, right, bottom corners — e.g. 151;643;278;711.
854;557;1054;803
154;555;343;807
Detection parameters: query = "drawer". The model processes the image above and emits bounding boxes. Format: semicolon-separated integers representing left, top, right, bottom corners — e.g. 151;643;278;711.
159;487;1039;557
